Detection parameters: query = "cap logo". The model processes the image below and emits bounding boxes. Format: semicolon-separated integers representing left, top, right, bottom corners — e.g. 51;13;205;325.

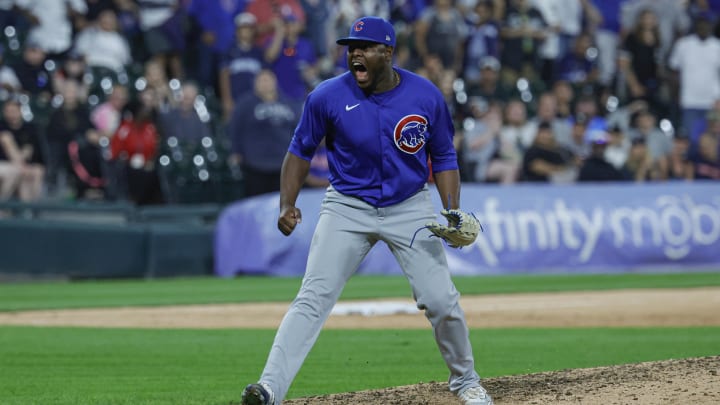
385;35;391;41
354;21;364;32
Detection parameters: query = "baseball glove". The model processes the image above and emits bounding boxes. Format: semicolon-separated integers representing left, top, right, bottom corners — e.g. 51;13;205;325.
426;209;480;248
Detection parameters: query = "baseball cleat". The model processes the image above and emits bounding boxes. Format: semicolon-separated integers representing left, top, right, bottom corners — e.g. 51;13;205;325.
458;385;493;405
241;382;275;405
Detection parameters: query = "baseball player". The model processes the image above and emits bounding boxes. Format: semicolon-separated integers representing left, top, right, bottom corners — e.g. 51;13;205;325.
241;16;492;405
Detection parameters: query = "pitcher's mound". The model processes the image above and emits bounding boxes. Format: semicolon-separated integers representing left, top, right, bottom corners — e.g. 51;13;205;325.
284;356;720;404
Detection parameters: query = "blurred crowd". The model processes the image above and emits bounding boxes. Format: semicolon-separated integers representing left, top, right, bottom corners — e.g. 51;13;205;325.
0;0;719;206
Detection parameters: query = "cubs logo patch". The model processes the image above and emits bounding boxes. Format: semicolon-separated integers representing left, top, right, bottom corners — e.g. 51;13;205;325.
354;21;364;32
394;114;428;154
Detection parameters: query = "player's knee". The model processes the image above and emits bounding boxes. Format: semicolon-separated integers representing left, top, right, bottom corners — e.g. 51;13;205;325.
418;292;460;320
292;289;334;320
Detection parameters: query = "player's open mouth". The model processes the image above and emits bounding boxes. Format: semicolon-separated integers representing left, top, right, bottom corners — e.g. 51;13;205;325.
352;62;369;82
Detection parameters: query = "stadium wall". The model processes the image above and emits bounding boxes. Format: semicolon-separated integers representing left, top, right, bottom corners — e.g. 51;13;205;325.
0;203;218;279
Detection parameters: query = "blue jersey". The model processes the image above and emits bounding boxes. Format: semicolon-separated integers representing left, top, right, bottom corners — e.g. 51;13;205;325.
288;68;458;207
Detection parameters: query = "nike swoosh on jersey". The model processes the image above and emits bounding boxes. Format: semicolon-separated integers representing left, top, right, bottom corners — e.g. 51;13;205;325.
345;103;360;111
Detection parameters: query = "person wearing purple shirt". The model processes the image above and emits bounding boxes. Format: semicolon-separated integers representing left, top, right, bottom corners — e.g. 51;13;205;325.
186;0;246;91
263;11;318;102
227;69;299;197
463;0;501;85
555;32;599;87
219;12;266;121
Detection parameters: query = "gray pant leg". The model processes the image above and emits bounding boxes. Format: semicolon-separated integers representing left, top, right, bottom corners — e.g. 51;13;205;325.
380;188;481;394
260;189;376;403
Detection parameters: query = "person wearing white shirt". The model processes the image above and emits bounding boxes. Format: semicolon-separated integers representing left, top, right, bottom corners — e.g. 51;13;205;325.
74;9;131;73
668;16;720;135
14;0;88;57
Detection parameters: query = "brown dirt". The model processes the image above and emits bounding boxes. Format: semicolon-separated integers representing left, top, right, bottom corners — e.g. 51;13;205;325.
1;287;719;404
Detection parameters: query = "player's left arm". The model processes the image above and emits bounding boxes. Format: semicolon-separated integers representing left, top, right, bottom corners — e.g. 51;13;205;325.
427;84;461;210
433;169;460;210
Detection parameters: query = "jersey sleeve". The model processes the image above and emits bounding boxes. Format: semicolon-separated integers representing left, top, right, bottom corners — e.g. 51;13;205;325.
288;90;326;161
427;89;459;173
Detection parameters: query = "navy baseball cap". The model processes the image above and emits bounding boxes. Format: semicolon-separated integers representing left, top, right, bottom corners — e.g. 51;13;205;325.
336;16;396;47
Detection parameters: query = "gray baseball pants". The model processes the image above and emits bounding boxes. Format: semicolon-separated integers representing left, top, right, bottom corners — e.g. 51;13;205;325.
259;185;480;403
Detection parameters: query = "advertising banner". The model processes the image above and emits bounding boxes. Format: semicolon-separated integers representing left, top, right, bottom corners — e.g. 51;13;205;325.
214;182;720;277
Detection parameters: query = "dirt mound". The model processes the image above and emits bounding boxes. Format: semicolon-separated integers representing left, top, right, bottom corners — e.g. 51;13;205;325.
284;356;720;404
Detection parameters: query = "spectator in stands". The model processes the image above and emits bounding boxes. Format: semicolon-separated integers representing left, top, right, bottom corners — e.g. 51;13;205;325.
246;0;306;46
689;0;720;20
628;108;672;180
414;53;445;88
624;137;652;181
499;0;547;81
14;0;88;60
0;99;45;201
219;12;265;122
572;93;607;141
437;69;463;127
51;51;90;101
263;9;319;103
577;130;626;181
557;113;591;160
81;0;122;25
0;106;21;200
110;88;164;205
0;45;21;97
45;80;95;197
531;91;572;147
413;0;468;73
465;56;511;104
501;98;536;150
555;31;599;89
617;8;663;110
137;0;185;80
90;84;128;139
591;0;627;87
693;111;720;179
668;14;720;136
463;0;501;87
552;79;575;119
0;156;20;201
604;124;632;171
157;81;211;145
300;0;332;64
667;133;695;181
74;9;131;75
228;69;299;197
688;99;720;146
0;0;19;30
67;124;107;200
186;0;246;92
462;98;516;184
534;0;594;84
11;40;53;101
521;120;576;182
143;59;176;110
620;0;690;65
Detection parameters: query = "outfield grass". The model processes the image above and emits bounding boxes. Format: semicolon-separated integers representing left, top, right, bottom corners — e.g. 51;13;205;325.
0;326;718;405
2;272;718;404
1;272;719;311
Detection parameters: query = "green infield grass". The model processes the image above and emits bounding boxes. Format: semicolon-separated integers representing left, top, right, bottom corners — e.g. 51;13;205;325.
1;271;719;311
0;326;718;405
